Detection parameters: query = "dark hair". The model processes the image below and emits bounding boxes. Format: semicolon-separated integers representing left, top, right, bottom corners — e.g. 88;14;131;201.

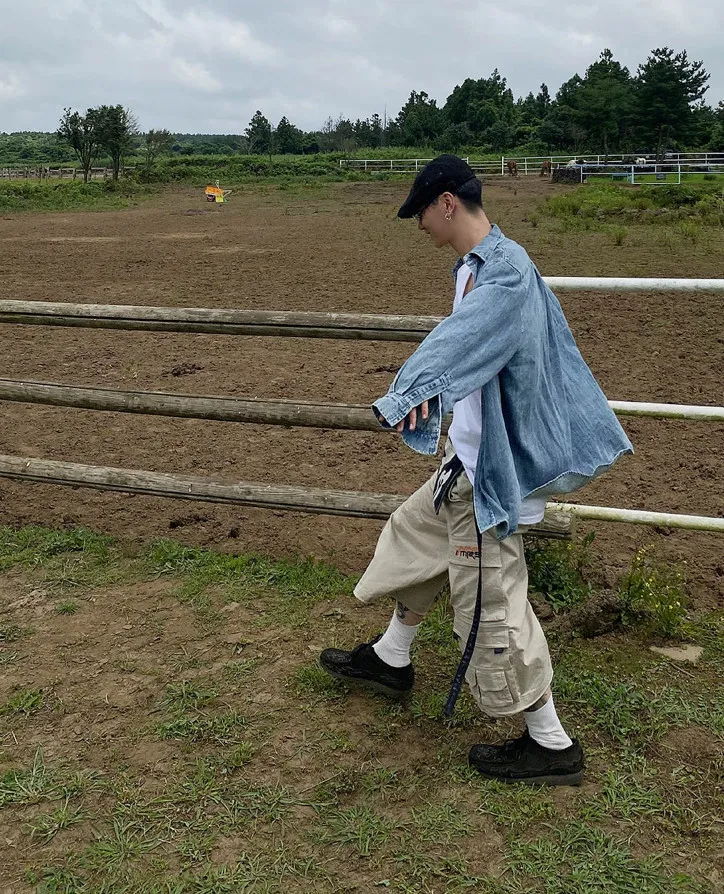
454;177;483;212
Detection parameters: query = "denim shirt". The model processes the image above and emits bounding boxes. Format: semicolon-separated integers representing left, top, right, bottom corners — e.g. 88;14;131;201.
373;224;634;537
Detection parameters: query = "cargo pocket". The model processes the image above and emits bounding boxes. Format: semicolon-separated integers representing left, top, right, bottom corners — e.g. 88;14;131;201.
462;624;521;714
448;536;507;623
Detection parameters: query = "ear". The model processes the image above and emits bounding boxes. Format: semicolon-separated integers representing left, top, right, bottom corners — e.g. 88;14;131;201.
441;191;456;215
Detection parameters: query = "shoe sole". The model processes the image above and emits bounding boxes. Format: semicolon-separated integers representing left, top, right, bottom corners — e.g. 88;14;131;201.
319;662;412;701
472;768;584;787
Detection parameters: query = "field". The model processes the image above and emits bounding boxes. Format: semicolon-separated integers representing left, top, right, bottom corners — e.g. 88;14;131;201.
0;178;722;892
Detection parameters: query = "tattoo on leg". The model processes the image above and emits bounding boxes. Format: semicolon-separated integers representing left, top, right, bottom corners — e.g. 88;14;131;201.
396;601;409;620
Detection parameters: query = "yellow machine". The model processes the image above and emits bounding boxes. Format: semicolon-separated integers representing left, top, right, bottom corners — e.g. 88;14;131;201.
205;180;232;203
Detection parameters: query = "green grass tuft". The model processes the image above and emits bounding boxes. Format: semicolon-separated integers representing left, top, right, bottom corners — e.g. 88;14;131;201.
0;526;112;570
0;687;44;716
55;600;81;616
289;663;348;700
524;533;594;610
156;710;247;745
619;546;689;637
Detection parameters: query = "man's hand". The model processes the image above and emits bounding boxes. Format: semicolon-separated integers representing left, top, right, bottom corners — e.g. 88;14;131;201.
381;400;429;433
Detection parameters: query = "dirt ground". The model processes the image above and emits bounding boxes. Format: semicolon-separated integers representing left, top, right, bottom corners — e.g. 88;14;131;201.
0;177;722;607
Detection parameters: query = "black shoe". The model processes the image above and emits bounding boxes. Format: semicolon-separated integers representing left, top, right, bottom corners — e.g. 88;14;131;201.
319;636;414;700
469;729;584;786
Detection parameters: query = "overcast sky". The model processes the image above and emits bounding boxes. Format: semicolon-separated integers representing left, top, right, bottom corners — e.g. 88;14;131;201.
1;0;722;134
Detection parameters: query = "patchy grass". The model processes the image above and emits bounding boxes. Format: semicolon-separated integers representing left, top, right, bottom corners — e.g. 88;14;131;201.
504;821;708;894
0;179;156;213
144;538;356;629
0;525;112;570
0;524;721;892
0;748;100;808
540;181;724;230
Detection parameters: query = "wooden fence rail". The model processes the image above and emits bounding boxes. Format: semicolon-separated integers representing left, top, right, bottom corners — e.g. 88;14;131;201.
0;302;439;342
0;380;722;427
0;455;573;537
0;167;135;180
1;455;721;533
2;283;724;343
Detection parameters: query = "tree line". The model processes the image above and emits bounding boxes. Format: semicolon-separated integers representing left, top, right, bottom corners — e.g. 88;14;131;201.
2;45;722;176
299;47;720;159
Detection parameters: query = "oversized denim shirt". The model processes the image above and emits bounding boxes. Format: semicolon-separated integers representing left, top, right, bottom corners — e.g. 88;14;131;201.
373;224;633;537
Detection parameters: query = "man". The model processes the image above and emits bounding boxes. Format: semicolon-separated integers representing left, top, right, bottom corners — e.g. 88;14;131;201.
319;155;632;786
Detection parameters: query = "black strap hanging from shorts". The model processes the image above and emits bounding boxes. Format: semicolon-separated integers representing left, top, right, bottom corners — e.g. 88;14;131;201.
432;449;484;719
443;524;483;719
433;453;464;515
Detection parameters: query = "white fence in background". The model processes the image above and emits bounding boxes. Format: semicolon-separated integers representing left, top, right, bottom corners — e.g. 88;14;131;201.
573;162;724;185
341;152;724;180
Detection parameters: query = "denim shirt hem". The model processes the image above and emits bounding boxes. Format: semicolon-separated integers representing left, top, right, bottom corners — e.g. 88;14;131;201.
525;445;634;500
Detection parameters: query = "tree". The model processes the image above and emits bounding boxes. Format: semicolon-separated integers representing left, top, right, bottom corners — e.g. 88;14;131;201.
275;116;304;154
635;47;709;159
245;111;273;155
487;119;516;153
709;101;724;151
575;49;634;157
437;122;473;152
396;91;443;146
97;105;138;180
144;129;175;175
536;84;551;117
369;113;383;147
57;107;104;182
538;75;585;152
318;116;356;152
443;70;516;145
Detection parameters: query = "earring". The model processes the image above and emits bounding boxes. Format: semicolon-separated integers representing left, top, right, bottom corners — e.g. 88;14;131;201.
445;211;452;221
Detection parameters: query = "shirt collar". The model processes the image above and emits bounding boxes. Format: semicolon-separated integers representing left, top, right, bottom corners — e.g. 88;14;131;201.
465;223;503;264
452;224;503;277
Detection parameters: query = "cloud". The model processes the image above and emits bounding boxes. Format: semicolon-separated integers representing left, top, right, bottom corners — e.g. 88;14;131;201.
0;69;25;101
170;58;222;93
0;0;721;132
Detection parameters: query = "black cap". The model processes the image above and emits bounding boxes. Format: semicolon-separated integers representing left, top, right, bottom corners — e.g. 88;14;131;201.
397;154;479;219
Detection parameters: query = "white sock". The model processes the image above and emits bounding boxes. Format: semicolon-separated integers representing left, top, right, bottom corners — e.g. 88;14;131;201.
524;695;573;750
372;612;420;668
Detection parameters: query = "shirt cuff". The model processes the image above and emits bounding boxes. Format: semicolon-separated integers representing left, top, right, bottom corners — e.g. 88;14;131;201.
372;393;443;456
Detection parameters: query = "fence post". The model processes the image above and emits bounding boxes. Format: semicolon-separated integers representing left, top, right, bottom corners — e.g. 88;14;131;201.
364;160;367;172
501;156;505;175
524;158;528;175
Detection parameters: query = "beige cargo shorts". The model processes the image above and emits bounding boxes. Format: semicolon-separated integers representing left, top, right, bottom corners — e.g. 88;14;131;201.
354;442;553;717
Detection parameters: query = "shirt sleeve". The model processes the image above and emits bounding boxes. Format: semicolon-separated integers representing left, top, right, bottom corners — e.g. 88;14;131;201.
373;260;526;454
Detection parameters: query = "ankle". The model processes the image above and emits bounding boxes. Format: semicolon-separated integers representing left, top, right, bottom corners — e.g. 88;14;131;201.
372;612;420;668
524;694;573;751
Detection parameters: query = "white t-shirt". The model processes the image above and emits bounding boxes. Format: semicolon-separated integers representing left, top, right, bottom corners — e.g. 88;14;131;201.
447;264;546;526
